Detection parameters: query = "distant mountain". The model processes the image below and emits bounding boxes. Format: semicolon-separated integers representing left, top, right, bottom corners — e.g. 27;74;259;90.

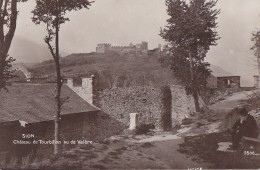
9;36;68;63
9;36;52;63
209;64;233;77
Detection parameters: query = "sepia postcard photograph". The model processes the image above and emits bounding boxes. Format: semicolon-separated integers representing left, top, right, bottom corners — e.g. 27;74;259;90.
0;0;260;169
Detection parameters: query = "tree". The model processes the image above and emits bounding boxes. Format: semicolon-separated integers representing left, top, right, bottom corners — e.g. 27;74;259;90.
160;0;220;112
1;56;16;90
0;0;27;90
251;31;260;88
32;0;92;155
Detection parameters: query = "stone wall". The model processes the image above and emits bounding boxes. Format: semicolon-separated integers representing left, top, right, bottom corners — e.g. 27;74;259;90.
98;85;195;129
83;111;125;142
217;76;240;90
96;42;148;54
171;86;195;125
0;111;123;160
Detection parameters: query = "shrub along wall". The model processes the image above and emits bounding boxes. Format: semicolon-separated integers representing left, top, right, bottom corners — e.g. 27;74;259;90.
98;85;195;129
160;85;172;131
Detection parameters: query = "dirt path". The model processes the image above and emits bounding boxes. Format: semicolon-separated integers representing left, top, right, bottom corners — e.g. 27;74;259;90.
95;132;210;169
180;90;256;136
139;139;211;169
208;90;253;114
42;90;256;169
107;129;212;169
93;90;255;169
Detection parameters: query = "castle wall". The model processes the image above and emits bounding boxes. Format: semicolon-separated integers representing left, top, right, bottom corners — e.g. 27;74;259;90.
96;44;111;53
110;46;137;54
96;42;148;54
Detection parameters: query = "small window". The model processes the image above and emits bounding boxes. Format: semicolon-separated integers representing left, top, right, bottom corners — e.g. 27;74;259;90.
62;79;67;84
73;78;82;87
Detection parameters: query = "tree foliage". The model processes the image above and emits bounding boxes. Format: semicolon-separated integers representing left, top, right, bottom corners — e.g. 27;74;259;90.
0;56;16;91
0;0;27;90
160;0;220;111
251;30;260;88
251;31;260;59
160;85;172;131
32;0;92;155
32;0;92;58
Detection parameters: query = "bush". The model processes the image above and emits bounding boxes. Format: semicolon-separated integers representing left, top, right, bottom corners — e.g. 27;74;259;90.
246;91;260;110
159;85;172;131
134;123;155;135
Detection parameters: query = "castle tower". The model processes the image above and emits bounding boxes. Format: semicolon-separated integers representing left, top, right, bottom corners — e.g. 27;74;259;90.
254;75;259;88
158;44;162;52
96;43;111;53
129;43;134;47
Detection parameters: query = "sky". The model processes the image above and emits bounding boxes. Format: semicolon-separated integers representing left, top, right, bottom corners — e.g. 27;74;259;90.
15;0;167;52
9;0;260;86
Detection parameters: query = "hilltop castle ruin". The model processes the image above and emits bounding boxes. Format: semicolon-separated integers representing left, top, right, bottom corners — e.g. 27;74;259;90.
96;41;148;54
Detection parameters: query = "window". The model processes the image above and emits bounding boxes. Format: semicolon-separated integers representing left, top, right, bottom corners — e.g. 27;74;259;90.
73;78;82;87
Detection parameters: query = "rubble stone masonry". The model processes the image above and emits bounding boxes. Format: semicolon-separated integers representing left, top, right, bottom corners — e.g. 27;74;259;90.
98;85;195;129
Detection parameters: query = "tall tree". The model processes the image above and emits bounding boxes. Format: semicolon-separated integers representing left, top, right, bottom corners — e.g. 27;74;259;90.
251;31;260;88
0;0;27;90
160;0;220;112
32;0;92;155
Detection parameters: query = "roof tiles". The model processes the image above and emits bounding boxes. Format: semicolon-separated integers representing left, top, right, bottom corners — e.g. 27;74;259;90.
0;83;99;123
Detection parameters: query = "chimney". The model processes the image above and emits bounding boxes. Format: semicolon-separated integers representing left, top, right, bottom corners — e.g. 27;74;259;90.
158;44;161;52
253;75;259;88
67;75;95;105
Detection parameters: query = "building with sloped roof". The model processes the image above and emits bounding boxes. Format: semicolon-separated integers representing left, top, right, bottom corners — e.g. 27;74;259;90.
0;83;99;123
206;65;240;90
0;78;123;161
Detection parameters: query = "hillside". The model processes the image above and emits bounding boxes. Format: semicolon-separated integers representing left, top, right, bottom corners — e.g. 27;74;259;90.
28;52;233;90
29;52;179;89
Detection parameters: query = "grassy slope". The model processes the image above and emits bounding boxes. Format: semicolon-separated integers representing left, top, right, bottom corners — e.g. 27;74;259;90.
29;52;179;89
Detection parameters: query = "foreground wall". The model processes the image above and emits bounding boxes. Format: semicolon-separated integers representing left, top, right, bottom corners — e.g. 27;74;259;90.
0;111;123;161
98;85;195;129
